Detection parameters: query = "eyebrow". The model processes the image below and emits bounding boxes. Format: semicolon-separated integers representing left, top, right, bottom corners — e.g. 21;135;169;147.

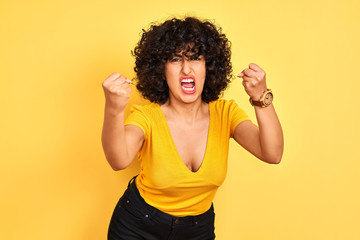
172;52;201;58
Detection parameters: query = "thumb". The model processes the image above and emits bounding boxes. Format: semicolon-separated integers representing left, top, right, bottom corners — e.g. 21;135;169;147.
237;72;244;78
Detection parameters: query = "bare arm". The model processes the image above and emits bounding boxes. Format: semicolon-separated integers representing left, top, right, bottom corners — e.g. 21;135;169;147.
101;72;144;170
235;63;284;164
233;104;283;164
101;107;144;170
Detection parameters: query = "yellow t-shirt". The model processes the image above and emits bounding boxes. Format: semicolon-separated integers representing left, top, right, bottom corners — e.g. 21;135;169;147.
124;99;250;217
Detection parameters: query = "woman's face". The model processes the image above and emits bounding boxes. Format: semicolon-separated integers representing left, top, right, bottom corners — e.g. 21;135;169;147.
164;51;206;104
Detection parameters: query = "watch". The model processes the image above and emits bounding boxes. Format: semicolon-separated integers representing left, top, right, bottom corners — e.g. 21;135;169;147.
249;89;273;107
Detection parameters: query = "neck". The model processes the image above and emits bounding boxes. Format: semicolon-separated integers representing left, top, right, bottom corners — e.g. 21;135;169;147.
161;97;207;124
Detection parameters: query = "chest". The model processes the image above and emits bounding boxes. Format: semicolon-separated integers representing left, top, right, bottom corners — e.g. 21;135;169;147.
166;118;210;172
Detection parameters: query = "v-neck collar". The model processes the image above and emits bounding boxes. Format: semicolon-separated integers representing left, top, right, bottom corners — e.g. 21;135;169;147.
156;102;212;174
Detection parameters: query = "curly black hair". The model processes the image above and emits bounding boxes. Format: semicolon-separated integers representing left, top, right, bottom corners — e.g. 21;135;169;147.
132;17;233;104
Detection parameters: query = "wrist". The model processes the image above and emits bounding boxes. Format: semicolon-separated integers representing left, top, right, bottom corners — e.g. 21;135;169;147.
249;88;268;101
105;102;125;117
249;89;273;108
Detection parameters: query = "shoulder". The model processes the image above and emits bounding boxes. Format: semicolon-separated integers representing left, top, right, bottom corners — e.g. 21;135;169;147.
127;103;163;127
129;103;159;115
126;103;160;137
210;99;241;112
210;99;249;122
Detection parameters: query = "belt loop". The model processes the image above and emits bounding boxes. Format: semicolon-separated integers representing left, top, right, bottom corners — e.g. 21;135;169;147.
128;175;138;188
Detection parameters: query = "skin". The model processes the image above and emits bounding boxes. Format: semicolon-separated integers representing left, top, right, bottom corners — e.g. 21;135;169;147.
101;57;283;171
163;53;206;105
235;63;284;164
160;53;209;172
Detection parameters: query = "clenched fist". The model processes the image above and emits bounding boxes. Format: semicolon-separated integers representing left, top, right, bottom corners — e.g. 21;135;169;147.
102;72;132;114
237;63;267;100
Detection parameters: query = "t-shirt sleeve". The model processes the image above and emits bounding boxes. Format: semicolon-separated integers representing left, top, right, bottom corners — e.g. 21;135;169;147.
124;105;150;139
228;100;251;137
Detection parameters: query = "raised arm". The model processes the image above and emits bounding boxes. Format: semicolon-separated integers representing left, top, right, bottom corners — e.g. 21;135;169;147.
101;72;144;170
234;63;284;164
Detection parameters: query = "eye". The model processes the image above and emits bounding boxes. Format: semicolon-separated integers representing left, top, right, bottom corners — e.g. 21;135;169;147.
190;56;202;61
170;57;181;62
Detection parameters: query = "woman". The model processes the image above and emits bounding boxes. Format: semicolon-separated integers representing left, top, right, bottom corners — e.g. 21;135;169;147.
102;17;283;240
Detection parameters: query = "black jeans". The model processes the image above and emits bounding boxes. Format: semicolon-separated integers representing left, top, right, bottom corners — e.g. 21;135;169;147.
108;176;216;240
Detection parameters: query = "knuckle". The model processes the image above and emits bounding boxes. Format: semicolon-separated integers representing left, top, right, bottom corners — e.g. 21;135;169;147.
106;73;118;81
103;78;111;85
119;87;126;94
110;72;120;78
110;86;117;92
111;86;123;95
118;77;127;84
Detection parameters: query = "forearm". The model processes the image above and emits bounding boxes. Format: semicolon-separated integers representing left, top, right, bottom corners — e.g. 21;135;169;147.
254;104;284;164
101;103;131;170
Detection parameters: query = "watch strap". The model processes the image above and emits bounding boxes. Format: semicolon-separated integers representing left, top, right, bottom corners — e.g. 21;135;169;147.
249;89;272;107
249;98;263;107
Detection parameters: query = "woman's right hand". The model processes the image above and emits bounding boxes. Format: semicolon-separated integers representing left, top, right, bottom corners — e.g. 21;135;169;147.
102;72;132;114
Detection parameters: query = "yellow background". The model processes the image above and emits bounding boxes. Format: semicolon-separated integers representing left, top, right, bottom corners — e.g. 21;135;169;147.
1;0;359;239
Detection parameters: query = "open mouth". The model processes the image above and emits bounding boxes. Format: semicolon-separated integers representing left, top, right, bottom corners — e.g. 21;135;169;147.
181;78;195;92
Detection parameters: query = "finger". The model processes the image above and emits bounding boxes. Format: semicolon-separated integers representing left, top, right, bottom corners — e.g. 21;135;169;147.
241;76;250;82
242;80;252;89
243;77;257;87
118;78;132;85
109;84;131;94
112;76;132;85
237;69;249;78
115;74;127;82
243;68;257;78
237;72;244;78
107;72;120;81
249;63;262;72
109;85;121;93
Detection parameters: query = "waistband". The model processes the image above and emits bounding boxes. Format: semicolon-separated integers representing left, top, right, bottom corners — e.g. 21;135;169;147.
124;175;214;226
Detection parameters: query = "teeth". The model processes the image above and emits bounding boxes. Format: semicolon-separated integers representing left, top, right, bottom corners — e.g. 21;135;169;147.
181;79;194;83
182;86;195;91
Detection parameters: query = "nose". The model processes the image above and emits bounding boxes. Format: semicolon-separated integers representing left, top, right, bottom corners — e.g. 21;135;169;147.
181;59;192;75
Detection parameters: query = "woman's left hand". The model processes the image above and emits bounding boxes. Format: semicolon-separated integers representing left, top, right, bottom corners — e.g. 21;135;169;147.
237;63;267;100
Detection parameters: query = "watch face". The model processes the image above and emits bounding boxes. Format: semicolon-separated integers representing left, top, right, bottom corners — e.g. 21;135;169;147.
264;92;273;105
